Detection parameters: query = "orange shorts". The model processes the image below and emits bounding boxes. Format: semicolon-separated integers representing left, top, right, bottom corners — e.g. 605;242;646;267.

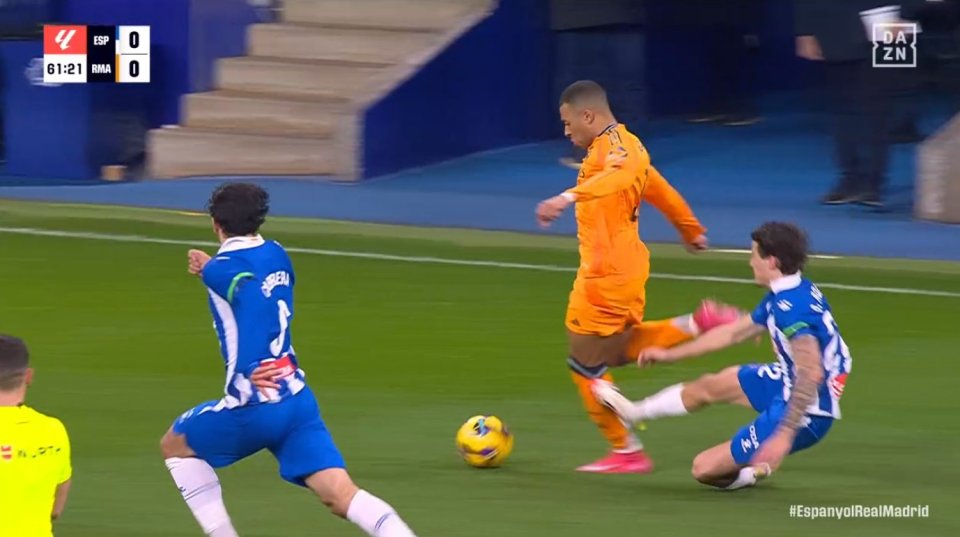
565;276;647;337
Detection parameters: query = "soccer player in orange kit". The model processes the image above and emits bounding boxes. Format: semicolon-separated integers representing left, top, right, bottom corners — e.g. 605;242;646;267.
536;80;740;474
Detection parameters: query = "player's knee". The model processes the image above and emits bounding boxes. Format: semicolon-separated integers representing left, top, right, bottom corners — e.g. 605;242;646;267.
688;369;735;406
684;374;717;406
690;452;716;484
159;428;189;459
306;469;359;518
159;433;175;458
329;487;359;517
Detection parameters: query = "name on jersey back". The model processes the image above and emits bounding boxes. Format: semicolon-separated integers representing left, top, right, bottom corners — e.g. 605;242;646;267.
261;270;291;298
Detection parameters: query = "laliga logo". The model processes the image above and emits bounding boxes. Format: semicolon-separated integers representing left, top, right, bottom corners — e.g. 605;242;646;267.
55;29;77;51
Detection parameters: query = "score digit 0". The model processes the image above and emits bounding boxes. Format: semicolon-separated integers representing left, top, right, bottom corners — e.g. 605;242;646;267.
117;26;150;55
118;54;150;83
117;25;150;83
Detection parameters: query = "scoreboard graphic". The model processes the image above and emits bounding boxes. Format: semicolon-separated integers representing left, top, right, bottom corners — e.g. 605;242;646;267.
43;25;150;84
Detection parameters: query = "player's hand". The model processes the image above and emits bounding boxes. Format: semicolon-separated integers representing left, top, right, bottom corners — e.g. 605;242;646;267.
536;194;573;228
187;249;212;276
685;234;709;254
249;364;282;396
750;430;793;472
637;347;672;368
796;35;823;61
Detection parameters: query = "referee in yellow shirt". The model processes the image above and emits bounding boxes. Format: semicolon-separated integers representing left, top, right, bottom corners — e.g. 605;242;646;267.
0;335;72;536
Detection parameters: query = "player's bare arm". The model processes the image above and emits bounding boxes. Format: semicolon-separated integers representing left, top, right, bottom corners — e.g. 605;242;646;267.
750;334;823;471
638;315;764;366
51;479;71;521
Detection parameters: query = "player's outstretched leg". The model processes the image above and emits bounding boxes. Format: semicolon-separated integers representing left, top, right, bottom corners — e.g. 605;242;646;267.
622;300;743;362
160;427;239;537
567;301;741;473
305;468;417;537
595;365;751;425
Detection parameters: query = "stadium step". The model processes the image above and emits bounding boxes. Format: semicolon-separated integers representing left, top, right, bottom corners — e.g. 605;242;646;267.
146;127;350;178
247;23;442;65
182;91;350;138
281;0;491;31
147;0;493;180
216;56;389;100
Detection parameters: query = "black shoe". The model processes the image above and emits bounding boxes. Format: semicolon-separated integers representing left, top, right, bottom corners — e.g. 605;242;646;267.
687;114;725;124
721;115;762;127
857;193;884;209
821;191;860;205
889;124;924;144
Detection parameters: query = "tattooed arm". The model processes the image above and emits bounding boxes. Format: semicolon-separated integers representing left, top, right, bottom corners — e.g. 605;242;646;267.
779;334;824;434
750;333;824;471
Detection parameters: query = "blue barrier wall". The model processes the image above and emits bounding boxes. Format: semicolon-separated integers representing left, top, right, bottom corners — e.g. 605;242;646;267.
362;0;557;179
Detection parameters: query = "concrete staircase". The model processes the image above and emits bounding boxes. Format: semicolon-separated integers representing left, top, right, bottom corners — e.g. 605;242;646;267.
148;0;493;180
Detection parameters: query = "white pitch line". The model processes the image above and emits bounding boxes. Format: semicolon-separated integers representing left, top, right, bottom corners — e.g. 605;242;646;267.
2;226;959;298
711;248;842;260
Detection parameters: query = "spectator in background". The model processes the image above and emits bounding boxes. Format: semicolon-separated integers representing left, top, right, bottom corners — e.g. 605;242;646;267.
795;0;925;209
0;335;72;537
687;0;764;127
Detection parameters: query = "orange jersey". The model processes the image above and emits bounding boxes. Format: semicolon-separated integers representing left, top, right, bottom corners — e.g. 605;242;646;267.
565;124;705;279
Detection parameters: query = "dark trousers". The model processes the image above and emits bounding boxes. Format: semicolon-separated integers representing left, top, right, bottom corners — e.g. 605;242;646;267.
696;29;760;117
823;60;893;197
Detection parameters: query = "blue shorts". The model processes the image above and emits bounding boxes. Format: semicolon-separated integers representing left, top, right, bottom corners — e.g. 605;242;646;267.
172;386;345;486
731;364;834;465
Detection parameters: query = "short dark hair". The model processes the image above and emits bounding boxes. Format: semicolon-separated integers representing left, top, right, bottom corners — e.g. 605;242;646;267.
207;183;270;237
560;80;608;107
751;222;809;275
0;335;29;392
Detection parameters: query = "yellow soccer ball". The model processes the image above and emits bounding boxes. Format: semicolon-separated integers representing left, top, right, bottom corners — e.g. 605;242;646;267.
455;415;514;468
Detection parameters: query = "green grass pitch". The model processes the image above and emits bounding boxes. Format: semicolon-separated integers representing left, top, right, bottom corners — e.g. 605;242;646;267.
1;200;958;536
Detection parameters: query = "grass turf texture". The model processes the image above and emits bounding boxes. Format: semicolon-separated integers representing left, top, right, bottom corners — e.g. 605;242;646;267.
1;200;958;536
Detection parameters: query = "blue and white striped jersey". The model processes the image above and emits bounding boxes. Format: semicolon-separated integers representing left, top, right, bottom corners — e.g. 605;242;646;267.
751;273;852;419
201;235;306;409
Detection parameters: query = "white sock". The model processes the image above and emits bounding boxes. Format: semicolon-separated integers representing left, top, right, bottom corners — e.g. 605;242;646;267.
634;384;689;421
614;433;644;454
724;467;759;490
673;313;698;335
165;457;238;537
346;489;417;537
